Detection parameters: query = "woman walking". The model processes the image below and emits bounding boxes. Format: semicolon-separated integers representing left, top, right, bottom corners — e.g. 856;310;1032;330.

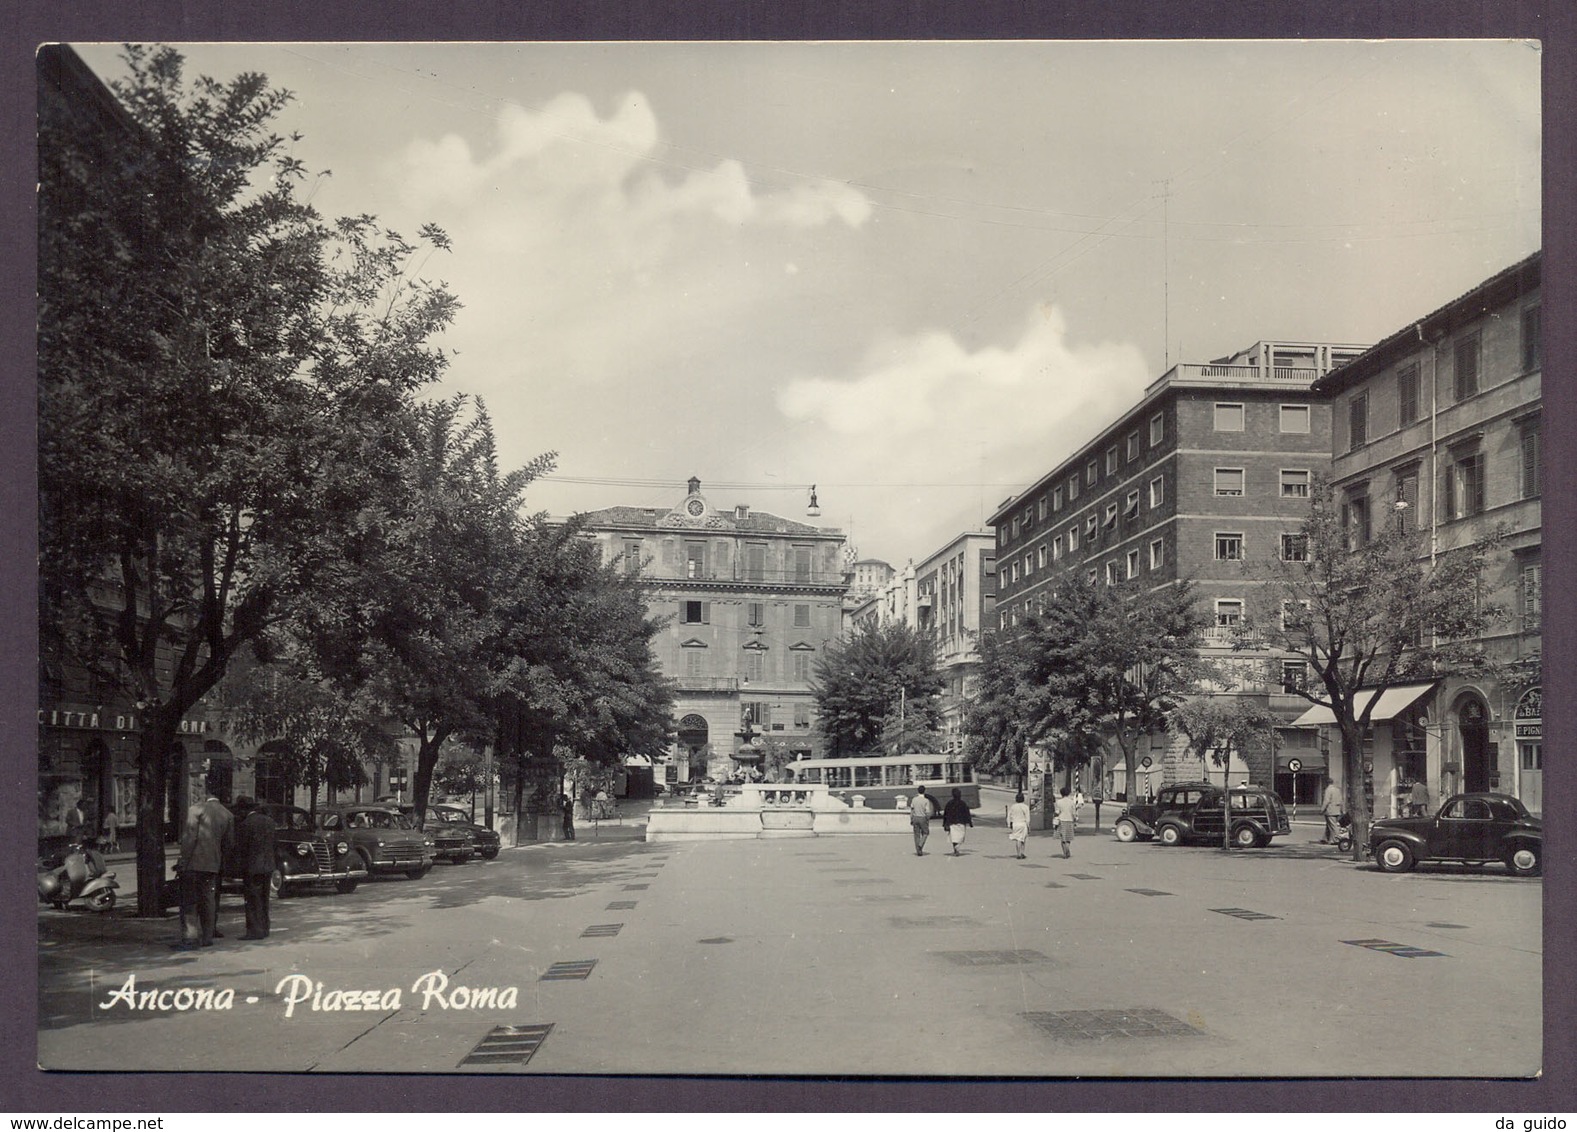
1006;792;1030;859
941;788;973;856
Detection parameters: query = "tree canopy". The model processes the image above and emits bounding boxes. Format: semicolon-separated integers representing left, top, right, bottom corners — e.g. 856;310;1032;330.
811;620;943;756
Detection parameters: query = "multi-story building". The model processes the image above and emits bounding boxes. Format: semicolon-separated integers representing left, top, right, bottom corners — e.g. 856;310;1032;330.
914;532;998;754
988;340;1367;802
578;477;849;783
1299;252;1542;815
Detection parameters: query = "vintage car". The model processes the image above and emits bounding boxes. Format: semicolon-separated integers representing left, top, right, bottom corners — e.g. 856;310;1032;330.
246;803;366;896
388;801;477;864
1370;792;1541;876
318;804;434;879
428;802;501;860
1112;782;1217;842
1117;783;1290;848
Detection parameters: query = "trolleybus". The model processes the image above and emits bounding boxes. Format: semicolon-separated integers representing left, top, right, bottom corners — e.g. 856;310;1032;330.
786;754;980;809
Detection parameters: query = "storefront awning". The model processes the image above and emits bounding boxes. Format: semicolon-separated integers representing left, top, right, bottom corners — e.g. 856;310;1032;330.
1290;682;1438;728
1275;751;1326;773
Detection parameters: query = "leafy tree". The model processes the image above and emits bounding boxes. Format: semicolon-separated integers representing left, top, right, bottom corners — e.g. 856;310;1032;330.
1170;693;1282;849
432;743;488;802
38;45;456;914
963;628;1035;786
811;620;944;757
1242;480;1505;857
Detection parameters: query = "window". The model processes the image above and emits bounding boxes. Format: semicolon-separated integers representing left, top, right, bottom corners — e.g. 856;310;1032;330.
748;602;765;627
1103;503;1118;529
1037;498;1047;521
1280;660;1307;694
1149;538;1165;570
1393;469;1419;533
1343;493;1371;548
1053;485;1064;511
794;604;811;628
1023;552;1033;576
1085;515;1098;537
1215;532;1245;561
685;541;707;579
1522;561;1541;631
681;600;709;624
1521;422;1540;499
792;652;811;681
794;703;811;728
745;650;765;682
1214;468;1245;496
746;543;766;581
1280;469;1311;498
1127;431;1140;460
1149;475;1165;508
1086;460;1098;485
1106;447;1118;475
1069;524;1080;550
1126;549;1140;579
1215;599;1244;629
1454;331;1481;400
685;648;706;677
1124;490;1139;519
1279;404;1311;433
1214;402;1245;431
1348;392;1368;450
1011;562;1020;583
1397;363;1420;427
793;546;812;582
1150;412;1165;446
1280;533;1309;561
1523;305;1542;372
1012;517;1020;538
1445;451;1486;519
1037;544;1047;569
743;701;770;727
1068;475;1079;501
1053;535;1064;561
1106;561;1121;585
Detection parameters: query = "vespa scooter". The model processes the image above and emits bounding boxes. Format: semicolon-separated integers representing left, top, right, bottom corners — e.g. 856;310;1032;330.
37;839;119;911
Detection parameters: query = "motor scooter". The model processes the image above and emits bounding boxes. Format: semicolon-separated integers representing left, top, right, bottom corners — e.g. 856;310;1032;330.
1334;813;1354;854
37;839;119;912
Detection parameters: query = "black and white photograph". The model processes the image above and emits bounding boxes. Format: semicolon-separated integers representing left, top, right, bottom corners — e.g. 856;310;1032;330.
28;30;1551;1094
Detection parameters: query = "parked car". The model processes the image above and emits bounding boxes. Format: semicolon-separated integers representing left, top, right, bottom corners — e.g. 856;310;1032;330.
242;803;366;896
387;802;476;864
318;804;434;879
1370;792;1541;876
1118;783;1290;848
1112;782;1217;842
427;803;501;860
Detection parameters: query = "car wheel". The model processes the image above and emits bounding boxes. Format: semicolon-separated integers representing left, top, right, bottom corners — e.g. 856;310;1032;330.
1375;839;1416;873
1114;819;1139;843
336;878;360;894
1157;823;1183;846
481;848;499;860
1231;823;1259;849
1505;843;1541;877
405;865;431;880
269;867;285;899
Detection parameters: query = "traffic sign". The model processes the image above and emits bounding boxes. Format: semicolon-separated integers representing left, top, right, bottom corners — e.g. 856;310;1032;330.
1287;758;1302;773
1140;756;1153;769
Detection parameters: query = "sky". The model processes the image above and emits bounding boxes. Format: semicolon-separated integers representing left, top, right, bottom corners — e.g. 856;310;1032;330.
73;40;1542;568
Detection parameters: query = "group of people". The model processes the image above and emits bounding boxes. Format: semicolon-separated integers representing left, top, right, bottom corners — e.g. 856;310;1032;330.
906;785;1081;859
170;792;277;952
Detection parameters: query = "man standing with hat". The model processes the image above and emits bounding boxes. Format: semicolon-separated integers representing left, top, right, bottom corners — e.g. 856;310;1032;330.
233;797;277;940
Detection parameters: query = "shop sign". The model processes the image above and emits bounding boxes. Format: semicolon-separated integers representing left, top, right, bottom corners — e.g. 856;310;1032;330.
1514;687;1541;740
39;709;214;734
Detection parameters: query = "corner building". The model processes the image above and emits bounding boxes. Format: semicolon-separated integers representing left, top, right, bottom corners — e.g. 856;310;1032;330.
578;478;848;785
989;341;1365;801
1303;252;1542;816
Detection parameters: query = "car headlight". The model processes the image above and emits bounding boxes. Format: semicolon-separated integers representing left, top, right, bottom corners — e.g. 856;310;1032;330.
295;842;312;857
335;840;350;856
376;838;386;847
424;835;436;848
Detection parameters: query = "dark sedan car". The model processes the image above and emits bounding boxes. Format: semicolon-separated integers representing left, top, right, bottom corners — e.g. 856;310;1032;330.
247;803;367;896
1370;792;1541;876
318;804;434;879
389;802;476;864
428;803;501;860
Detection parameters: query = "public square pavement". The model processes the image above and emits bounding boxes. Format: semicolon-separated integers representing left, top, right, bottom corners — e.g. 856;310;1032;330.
37;796;1541;1078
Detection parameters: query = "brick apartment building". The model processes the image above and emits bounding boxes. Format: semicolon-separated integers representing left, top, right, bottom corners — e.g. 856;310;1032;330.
989;340;1367;802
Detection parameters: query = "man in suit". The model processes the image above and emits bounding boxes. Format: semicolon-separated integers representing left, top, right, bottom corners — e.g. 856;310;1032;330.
232;797;277;940
174;791;235;951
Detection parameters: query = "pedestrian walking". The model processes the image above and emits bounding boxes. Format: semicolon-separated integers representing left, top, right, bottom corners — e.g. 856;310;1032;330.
1408;779;1429;818
1321;777;1344;843
559;792;575;841
1006;792;1031;859
908;785;937;856
66;801;87;840
173;791;234;951
101;808;120;853
233;797;276;941
941;788;972;856
1053;786;1078;859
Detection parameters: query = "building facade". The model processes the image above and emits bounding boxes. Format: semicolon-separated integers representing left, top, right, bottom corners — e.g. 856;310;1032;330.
1302;252;1542;815
988;340;1367;801
913;532;998;754
578;478;849;783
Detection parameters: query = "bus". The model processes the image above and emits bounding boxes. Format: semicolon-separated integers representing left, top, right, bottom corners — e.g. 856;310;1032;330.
786;754;980;810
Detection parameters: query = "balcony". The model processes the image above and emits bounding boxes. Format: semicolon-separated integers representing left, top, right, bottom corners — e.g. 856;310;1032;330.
1201;625;1265;648
672;676;741;693
1147;362;1323;395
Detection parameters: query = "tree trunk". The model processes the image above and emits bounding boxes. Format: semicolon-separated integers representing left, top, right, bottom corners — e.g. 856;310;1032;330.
133;711;176;918
1342;723;1370;862
412;726;449;824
